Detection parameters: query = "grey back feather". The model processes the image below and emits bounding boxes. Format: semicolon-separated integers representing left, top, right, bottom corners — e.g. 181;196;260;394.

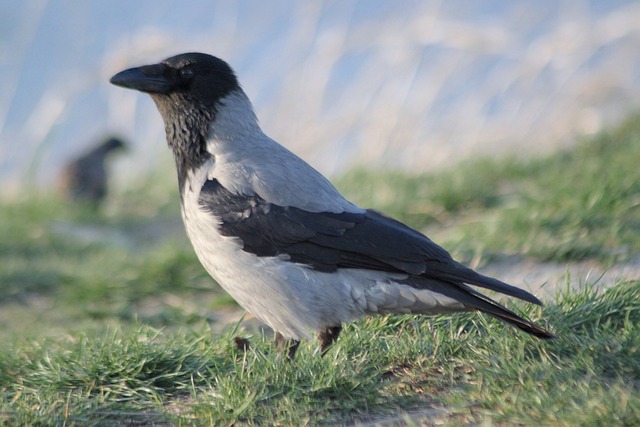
206;91;362;214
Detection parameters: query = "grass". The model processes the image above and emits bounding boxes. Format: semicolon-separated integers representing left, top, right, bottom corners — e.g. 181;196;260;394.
0;115;639;425
0;282;637;425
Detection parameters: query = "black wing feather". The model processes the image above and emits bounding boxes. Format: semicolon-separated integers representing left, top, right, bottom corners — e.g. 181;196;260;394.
198;178;543;306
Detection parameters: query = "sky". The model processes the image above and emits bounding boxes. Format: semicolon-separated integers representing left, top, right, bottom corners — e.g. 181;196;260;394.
1;0;640;196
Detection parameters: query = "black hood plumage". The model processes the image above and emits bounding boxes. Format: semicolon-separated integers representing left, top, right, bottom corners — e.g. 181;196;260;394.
110;52;241;188
110;52;239;102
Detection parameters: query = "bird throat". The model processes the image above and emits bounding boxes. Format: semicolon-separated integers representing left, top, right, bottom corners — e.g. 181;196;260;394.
153;94;215;194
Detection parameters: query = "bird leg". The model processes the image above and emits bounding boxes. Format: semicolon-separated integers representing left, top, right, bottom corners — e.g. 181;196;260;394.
318;325;342;355
275;332;300;360
233;336;251;353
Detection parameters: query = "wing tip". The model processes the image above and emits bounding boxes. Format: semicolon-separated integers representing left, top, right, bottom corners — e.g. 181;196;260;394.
519;321;555;339
464;267;545;306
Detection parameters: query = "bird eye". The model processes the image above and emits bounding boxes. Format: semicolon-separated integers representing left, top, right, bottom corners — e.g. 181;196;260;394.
180;66;194;79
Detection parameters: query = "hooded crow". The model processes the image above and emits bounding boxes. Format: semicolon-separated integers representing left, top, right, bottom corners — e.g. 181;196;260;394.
110;53;552;358
59;136;127;207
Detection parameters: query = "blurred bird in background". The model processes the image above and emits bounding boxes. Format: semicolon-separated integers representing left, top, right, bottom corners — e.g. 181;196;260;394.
58;136;127;207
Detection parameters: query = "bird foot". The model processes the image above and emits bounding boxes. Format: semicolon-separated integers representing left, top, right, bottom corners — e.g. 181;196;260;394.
318;325;342;356
275;332;300;360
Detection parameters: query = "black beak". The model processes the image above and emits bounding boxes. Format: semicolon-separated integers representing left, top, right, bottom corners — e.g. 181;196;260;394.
110;63;175;94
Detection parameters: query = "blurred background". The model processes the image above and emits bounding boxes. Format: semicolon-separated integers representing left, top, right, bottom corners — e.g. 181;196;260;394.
2;0;640;198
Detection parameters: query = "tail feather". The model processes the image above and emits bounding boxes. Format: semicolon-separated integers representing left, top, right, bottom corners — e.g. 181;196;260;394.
426;261;544;306
407;278;554;339
458;283;554;339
